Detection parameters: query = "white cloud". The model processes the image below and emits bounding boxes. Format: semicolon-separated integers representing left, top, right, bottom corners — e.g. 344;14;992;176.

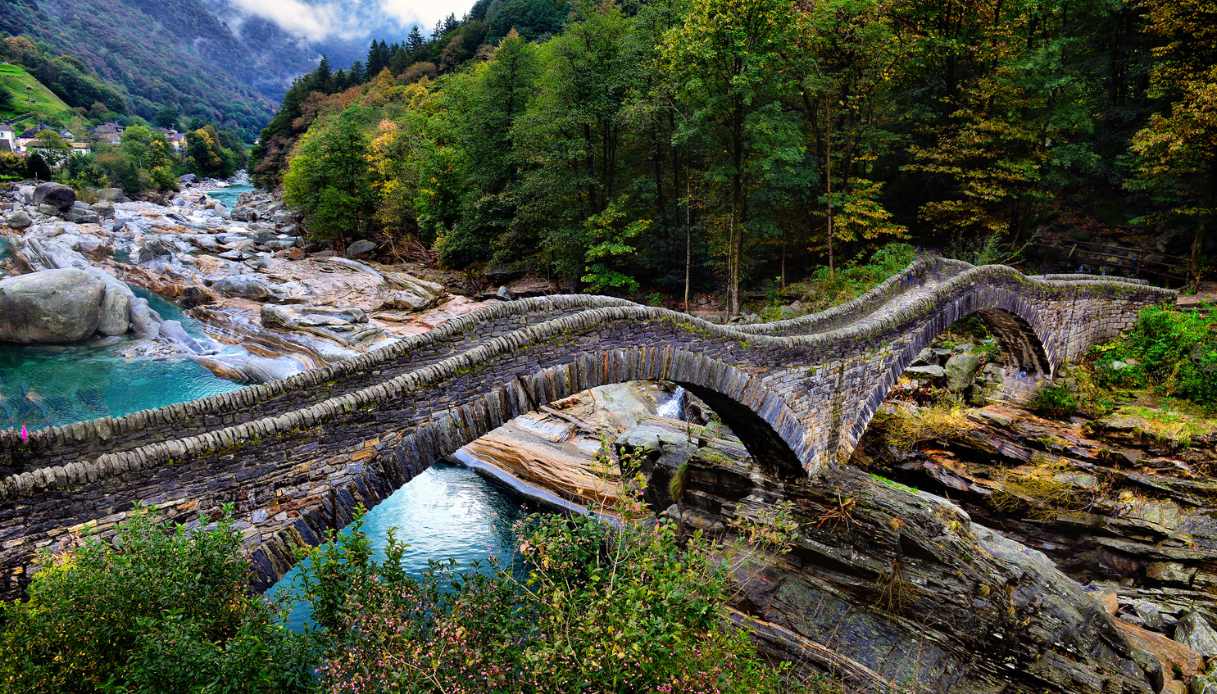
225;0;362;42
378;0;468;34
223;0;477;44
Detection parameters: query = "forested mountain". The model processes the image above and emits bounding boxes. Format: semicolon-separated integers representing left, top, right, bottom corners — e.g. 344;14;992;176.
261;0;1216;305
0;0;447;138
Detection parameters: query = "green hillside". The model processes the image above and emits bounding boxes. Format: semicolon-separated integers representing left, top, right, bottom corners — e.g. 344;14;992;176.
0;62;83;132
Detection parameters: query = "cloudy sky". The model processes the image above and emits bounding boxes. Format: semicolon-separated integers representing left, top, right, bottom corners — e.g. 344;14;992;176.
224;0;475;43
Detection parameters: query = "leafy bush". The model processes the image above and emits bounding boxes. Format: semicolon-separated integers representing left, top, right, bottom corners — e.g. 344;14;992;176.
1;478;817;693
778;243;917;314
1091;306;1217;408
1031;382;1079;419
310;510;798;693
0;509;315;692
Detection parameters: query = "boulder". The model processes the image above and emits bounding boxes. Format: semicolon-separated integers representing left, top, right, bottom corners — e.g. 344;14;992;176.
231;206;257;222
945;352;983;392
94;187;127;203
84;270;135;337
261;304;368;330
159;320;204;353
0;268;105;343
179;173;197;185
905;364;946;381
92;200;115;219
137;236;180;263
65;202;99;224
1176;612;1217;659
345;239;377;259
5;210;32;230
128;297;160;339
32;182;75;212
15;237;89;271
210;275;295;303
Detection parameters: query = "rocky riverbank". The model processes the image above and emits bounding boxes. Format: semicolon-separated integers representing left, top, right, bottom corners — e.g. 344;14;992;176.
0;178;492;384
450;366;1217;692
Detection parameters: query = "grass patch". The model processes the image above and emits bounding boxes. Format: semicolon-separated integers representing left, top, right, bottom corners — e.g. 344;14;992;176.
1089;306;1217;409
1030;382;1078;419
869;402;975;450
0;63;84;132
1100;404;1217;448
989;455;1101;519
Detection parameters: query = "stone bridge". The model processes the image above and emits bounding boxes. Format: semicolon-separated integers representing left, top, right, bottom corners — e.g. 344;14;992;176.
0;258;1174;595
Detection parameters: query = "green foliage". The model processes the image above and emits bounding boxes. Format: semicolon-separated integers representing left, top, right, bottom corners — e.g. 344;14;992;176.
186;124;244;178
283;109;377;245
259;0;1217;299
1124;0;1217;287
781;242;917;313
309;510;796;692
1030;382;1079;420
1091;306;1217;407
0;509;314;692
581;199;651;294
90;124;179;196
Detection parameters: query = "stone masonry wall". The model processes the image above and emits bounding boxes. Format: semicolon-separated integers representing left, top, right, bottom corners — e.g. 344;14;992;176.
0;261;1174;596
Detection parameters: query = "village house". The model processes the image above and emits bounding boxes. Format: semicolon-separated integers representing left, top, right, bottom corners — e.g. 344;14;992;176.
160;127;186;152
0;123;14;154
93;121;124;145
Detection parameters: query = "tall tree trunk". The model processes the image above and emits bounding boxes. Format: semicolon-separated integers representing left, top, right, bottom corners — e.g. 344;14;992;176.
729;99;745;317
685;175;692;313
825;96;834;278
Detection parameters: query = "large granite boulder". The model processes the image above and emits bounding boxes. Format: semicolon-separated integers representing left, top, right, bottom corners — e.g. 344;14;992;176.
88;269;134;337
32;182;75;213
345;239;377;259
945;351;983;392
65;201;99;225
5;210;32;230
0;268;105;343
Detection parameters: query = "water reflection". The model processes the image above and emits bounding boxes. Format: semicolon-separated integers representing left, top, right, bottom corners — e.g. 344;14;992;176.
267;463;537;631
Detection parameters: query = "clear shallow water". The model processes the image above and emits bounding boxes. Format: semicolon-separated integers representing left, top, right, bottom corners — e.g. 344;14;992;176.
267;463;536;631
0;287;241;431
0;343;242;431
205;184;254;210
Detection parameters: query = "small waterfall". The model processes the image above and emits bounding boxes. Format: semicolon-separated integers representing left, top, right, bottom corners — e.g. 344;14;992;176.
656;386;687;420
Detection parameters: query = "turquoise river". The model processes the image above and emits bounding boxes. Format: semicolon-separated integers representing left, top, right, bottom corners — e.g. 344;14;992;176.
1;185;536;627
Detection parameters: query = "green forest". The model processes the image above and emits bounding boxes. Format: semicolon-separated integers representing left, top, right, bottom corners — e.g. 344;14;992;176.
257;0;1216;311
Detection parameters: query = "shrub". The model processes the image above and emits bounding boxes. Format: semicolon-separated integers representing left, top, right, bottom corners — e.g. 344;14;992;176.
0;508;314;692
780;242;917;314
1031;382;1078;419
310;514;797;693
1092;306;1217;407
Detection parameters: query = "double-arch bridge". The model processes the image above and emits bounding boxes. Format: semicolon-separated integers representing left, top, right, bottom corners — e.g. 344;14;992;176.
0;257;1173;595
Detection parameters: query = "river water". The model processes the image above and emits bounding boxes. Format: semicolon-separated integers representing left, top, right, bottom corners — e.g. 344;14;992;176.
0;287;242;431
205;183;254;210
267;463;535;631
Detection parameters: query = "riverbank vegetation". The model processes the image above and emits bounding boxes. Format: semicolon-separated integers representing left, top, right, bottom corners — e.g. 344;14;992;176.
0;491;822;691
258;0;1216;308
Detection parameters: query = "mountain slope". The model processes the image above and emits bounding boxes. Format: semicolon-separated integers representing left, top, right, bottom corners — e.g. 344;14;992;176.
0;62;84;132
0;0;314;136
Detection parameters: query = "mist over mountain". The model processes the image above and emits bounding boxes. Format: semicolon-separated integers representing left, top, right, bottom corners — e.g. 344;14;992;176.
0;0;472;136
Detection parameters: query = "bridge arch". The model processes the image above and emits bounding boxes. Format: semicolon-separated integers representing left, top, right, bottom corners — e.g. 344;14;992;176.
241;348;810;588
842;286;1057;461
